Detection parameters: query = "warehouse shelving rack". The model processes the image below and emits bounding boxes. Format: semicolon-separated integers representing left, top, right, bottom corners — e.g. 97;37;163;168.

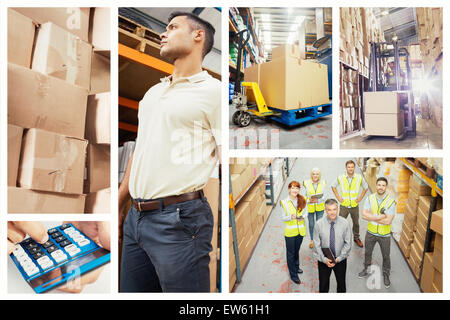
229;158;293;288
399;158;442;288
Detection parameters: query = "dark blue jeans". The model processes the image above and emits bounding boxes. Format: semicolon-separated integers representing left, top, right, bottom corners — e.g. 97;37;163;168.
308;210;324;240
285;235;303;281
120;194;213;292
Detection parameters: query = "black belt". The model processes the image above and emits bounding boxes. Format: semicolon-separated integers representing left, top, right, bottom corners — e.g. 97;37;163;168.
133;190;202;212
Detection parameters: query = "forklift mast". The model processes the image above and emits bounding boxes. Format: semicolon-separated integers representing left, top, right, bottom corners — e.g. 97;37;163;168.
233;29;250;94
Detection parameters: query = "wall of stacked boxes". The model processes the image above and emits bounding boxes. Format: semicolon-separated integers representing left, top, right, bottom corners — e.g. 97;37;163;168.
229;158;294;290
356;157;443;293
7;8;111;214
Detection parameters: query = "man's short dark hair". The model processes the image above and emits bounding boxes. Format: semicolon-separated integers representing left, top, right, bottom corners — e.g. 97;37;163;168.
376;177;388;185
325;198;338;208
168;11;215;58
345;160;356;167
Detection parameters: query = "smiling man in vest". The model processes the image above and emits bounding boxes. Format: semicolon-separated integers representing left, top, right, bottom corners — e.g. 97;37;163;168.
331;160;368;247
359;177;396;289
118;11;221;292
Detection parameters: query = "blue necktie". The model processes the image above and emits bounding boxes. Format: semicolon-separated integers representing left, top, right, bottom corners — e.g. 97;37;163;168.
330;221;336;258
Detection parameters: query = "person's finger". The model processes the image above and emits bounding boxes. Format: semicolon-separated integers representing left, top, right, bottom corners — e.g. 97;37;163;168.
57;267;104;293
97;221;110;251
7;240;16;255
13;221;48;244
7;222;26;244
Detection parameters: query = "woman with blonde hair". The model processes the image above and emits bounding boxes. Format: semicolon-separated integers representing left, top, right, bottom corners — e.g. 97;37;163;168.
303;168;326;249
280;181;307;284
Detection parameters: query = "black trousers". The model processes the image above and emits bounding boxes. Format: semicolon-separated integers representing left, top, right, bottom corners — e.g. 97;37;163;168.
285;235;303;281
318;259;347;293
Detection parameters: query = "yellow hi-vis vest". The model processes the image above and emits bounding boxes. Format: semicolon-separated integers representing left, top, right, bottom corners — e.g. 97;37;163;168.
367;193;396;236
280;199;306;237
338;174;362;208
304;179;326;213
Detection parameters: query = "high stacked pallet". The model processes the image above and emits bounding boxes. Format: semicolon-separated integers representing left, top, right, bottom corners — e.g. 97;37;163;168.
341;67;360;134
229;158;272;289
7;8;110;213
416;8;443;128
421;209;443;292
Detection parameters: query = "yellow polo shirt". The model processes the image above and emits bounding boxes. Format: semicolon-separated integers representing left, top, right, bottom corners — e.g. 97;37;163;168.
129;71;221;199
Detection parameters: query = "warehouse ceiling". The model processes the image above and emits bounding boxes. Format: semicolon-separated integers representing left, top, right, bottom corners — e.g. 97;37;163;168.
251;7;316;50
375;7;418;45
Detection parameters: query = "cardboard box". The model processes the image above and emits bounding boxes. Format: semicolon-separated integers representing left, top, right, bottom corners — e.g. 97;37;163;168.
398;233;411;258
401;219;414;240
230;163;247;175
90;51;110;94
430;209;443;234
86;144;110;193
364;112;404;136
85;93;110;144
404;202;418;222
18;129;87;194
432;248;442;273
8;125;24;187
235;202;250;241
420;252;434;293
418;196;432;215
272;44;301;60
259;57;328;110
8;9;36;67
409;175;431;195
13;7;90;42
8;187;85;213
84;188;110;213
32;22;92;89
364;91;400;114
243;63;261;85
209;250;218;292
240;185;259;215
433;269;442;293
89;7;110;51
8;63;88;139
231;174;242;200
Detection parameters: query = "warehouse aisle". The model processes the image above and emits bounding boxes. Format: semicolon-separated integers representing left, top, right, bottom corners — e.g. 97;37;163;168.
229;106;332;149
235;158;420;293
340;118;442;150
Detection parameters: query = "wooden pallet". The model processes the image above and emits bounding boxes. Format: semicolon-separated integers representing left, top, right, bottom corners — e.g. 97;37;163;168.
405;158;436;179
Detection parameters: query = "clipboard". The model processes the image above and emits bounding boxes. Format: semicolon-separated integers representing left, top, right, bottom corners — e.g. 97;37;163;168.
311;193;323;199
322;248;336;264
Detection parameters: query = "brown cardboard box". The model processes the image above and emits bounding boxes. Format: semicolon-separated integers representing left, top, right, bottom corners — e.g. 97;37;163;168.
432;248;442;273
8;125;23;187
240;185;259;215
434;233;443;252
8;187;85;213
410;241;422;267
13;7;90;42
84;188;110;213
243;63;261;85
235;202;250;241
401;219;414;239
8;63;88;139
90;51;110;94
272;44;301;60
430;209;443;234
259;57;328;110
32;22;92;89
86;144;110;193
406;188;420;210
8;9;36;67
363;91;400;114
231;174;242;200
404;202;418;223
398;233;411;258
420;252;434;293
364;112;404;137
85;93;110;144
18;129;87;194
409;175;431;195
230;163;247;174
413;233;425;256
209;250;217;292
418;196;432;215
88;7;110;51
433;269;443;293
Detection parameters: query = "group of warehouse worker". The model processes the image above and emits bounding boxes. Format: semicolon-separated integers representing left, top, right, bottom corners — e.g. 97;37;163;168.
280;160;396;292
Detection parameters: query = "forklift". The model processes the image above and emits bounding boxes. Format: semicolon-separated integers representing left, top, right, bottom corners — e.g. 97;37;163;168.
367;41;416;138
230;29;280;127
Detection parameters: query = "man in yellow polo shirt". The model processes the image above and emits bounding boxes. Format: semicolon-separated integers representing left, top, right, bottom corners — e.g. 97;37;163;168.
118;11;221;292
359;177;396;289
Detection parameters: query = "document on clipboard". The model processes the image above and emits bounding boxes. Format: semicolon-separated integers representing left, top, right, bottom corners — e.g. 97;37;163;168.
311;193;323;199
322;248;336;264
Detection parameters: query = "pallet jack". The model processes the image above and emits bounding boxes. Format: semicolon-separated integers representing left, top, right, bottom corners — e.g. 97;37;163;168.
230;29;280;127
366;41;416;139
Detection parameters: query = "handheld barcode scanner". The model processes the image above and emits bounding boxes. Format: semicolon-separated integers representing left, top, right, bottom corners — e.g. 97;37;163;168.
10;223;110;293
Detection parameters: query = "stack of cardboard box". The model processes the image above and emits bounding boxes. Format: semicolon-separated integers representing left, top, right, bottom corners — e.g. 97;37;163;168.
416;8;443;129
229;158;273;290
421;209;442;292
243;44;329;110
7;8;110;213
340;67;360;134
339;8;386;78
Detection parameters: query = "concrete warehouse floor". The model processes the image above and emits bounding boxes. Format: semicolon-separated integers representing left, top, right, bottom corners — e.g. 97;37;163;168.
229;104;332;149
234;158;420;293
340;118;442;150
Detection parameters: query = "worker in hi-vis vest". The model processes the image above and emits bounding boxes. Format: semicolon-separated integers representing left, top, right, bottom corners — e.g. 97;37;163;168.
280;181;307;285
331;160;368;248
303;167;326;249
359;176;396;289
